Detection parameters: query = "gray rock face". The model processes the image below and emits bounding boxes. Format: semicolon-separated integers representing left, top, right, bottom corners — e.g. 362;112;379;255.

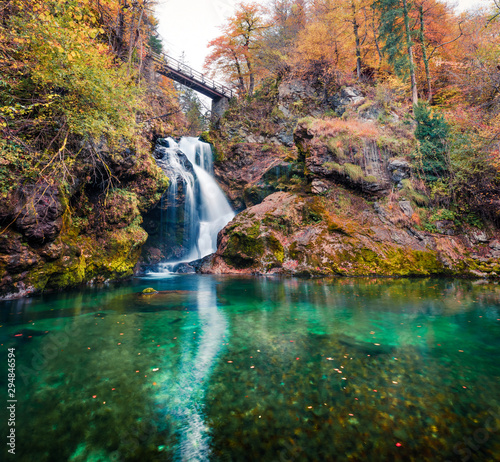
489;240;500;251
359;104;382;121
388;159;411;186
342;87;365;103
327;87;365;115
399;200;414;218
470;229;489;243
311;179;329;195
277;131;294;147
278;79;316;100
435;220;455;235
277;79;319;118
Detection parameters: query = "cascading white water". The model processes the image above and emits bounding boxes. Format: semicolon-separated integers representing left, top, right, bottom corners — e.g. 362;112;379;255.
152;137;234;272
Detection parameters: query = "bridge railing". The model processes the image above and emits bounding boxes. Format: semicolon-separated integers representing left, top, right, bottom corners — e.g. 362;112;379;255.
150;52;234;99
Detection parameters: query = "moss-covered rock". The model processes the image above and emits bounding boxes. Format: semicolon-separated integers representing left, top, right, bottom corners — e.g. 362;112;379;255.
200;189;496;278
0;142;167;299
142;287;158;294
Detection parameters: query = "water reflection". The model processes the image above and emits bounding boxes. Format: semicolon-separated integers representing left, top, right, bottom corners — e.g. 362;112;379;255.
171;277;227;461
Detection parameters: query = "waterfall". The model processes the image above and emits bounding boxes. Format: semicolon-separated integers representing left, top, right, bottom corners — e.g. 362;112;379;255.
152;137;234;271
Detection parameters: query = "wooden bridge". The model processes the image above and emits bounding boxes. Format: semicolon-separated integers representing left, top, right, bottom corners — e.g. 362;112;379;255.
150;52;234;105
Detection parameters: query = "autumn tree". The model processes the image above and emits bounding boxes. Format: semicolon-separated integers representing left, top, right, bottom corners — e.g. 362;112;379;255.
258;0;307;76
205;2;269;96
412;0;464;102
0;0;183;191
295;0;352;79
90;0;161;77
345;0;373;81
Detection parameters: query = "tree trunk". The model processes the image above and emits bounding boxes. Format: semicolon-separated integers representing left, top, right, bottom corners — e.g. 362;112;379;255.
402;0;418;109
232;52;246;94
418;4;432;102
243;43;255;96
128;4;145;74
116;0;127;57
246;57;255;95
371;7;383;66
351;1;362;81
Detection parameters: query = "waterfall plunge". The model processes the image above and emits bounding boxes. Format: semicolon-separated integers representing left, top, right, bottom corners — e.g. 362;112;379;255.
153;137;234;272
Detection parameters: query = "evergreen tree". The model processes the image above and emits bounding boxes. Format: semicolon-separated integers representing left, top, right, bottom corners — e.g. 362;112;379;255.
148;35;163;54
178;87;207;135
374;0;418;107
413;103;449;182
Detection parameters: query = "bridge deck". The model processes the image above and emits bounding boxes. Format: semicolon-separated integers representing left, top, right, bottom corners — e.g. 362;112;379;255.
151;52;233;100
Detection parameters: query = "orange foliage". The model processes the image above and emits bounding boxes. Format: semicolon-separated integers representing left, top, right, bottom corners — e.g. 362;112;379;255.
411;212;422;226
204;2;269;95
310;118;380;140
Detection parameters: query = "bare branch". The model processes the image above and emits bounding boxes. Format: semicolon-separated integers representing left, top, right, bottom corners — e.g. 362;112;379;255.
428;21;464;60
140;109;181;123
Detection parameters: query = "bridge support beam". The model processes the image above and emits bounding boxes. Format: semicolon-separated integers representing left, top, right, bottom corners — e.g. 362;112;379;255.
211;97;230;122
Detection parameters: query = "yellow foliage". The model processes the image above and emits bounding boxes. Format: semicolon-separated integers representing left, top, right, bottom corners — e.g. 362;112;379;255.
2;0;144;143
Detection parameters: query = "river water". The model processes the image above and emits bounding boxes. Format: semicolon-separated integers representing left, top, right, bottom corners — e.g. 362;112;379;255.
1;276;499;461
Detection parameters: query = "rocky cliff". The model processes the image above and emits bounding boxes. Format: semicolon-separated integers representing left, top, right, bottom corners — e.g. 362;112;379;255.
201;79;500;278
0;139;168;299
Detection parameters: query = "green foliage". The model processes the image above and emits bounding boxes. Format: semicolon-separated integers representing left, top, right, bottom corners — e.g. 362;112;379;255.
413;103;449;182
463;212;484;229
374;0;412;78
3;1;143;142
0;140;33;193
179;88;207;135
446;132;500;224
324;161;343;174
400;179;429;205
422;222;438;233
148;35;163;54
324;161;377;185
302;201;324;224
429;208;456;223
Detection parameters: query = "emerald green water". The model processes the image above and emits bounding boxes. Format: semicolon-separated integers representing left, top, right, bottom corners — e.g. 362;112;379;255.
1;276;499;461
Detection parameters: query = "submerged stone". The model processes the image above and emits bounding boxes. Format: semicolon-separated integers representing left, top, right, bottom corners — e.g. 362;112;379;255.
337;334;395;356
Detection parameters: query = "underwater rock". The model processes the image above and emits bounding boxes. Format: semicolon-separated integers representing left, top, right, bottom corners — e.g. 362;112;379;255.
10;328;50;338
101;290;195;314
138;289;191;299
337;334;394;356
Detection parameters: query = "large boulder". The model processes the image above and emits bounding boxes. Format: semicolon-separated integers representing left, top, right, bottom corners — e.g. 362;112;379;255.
9;183;65;245
388;159;412;187
200;190;500;278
